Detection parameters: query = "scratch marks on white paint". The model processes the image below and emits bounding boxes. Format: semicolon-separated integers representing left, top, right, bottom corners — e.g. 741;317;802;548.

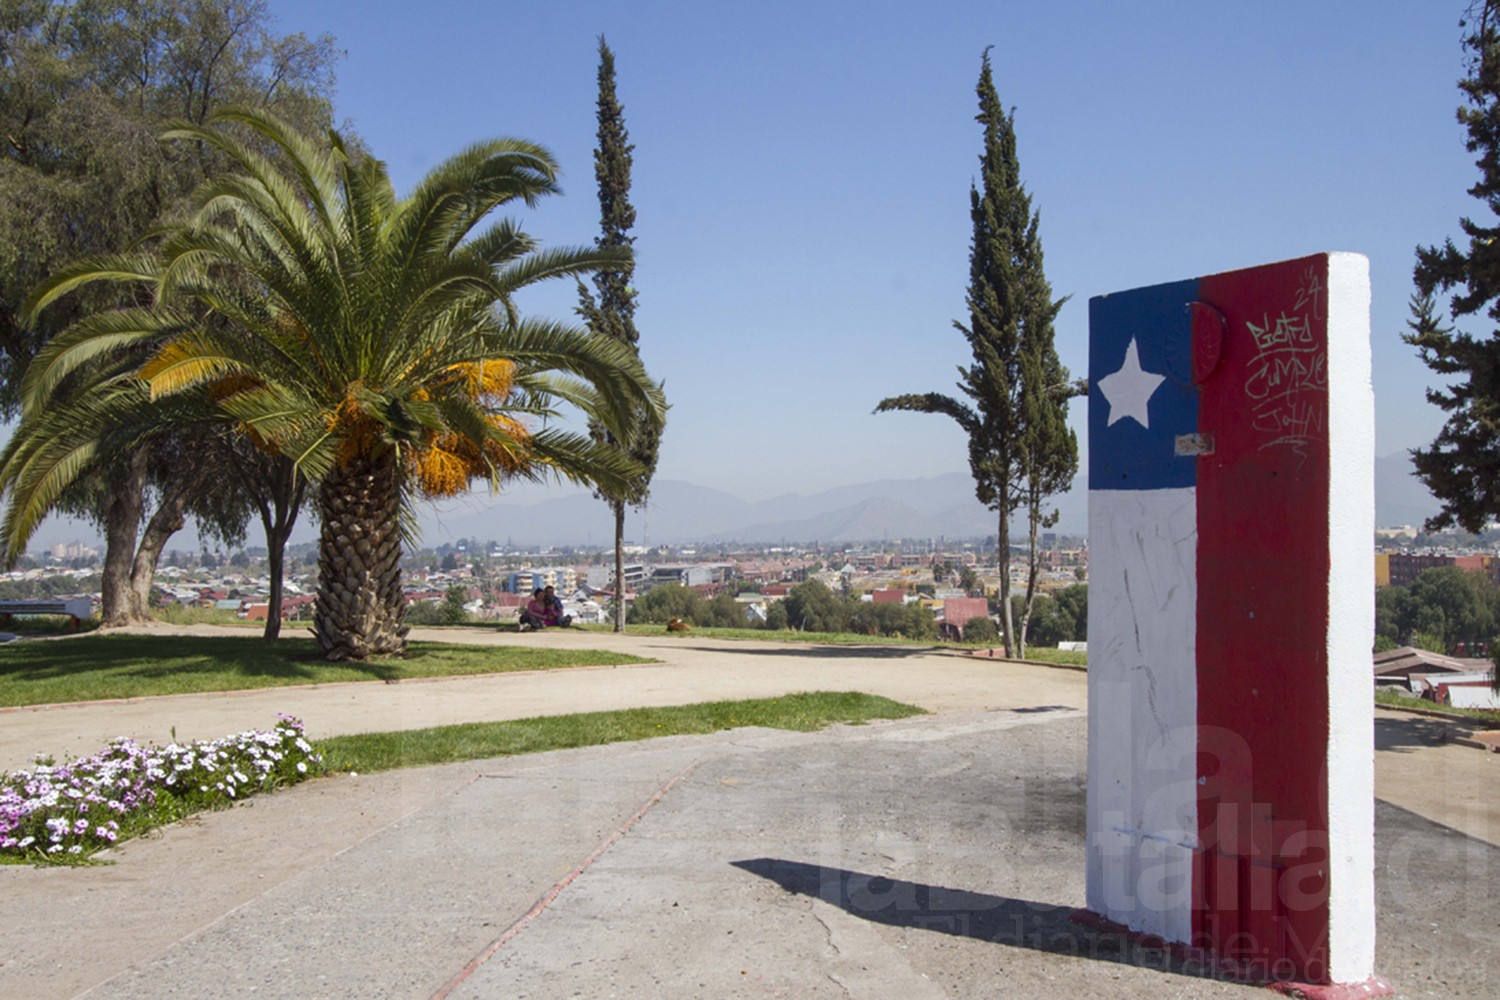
1086;488;1199;943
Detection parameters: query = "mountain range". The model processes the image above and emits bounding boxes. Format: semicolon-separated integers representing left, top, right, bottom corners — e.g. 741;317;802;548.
416;453;1440;548
29;452;1443;552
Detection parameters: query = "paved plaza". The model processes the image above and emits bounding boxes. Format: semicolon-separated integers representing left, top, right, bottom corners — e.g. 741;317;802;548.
0;627;1494;998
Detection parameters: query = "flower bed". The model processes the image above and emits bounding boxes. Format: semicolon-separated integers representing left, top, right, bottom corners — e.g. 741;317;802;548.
1;714;322;862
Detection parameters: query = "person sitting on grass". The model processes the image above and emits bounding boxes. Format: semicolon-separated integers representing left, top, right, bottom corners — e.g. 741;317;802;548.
518;588;548;631
542;585;573;627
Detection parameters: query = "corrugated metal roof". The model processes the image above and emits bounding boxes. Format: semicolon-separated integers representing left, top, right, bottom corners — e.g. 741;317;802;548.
1373;646;1487;679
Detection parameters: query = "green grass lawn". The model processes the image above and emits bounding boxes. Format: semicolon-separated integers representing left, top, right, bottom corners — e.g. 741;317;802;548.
1010;646;1087;667
0;615;101;637
1376;688;1500;726
0;634;652;708
316;691;927;773
571;623;938;645
574;622;1091;665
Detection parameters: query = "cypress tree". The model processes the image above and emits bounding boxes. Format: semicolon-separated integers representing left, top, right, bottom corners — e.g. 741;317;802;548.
577;36;661;631
1409;2;1500;537
876;48;1077;657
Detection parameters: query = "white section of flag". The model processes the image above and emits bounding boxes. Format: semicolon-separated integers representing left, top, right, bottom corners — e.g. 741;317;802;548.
1086;487;1200;944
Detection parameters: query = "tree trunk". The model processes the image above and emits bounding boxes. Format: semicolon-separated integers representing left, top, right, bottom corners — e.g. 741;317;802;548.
1017;490;1044;661
263;531;286;641
997;505;1015;658
612;498;626;632
313;448;407;660
128;487;191;621
257;460;306;642
99;449;148;628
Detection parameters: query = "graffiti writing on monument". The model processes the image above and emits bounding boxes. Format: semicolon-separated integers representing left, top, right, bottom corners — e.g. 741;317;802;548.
1244;268;1329;461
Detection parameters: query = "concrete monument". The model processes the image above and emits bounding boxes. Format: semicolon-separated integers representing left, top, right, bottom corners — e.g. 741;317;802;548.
1083;253;1387;995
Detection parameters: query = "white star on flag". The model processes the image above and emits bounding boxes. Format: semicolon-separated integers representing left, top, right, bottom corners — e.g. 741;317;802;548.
1098;337;1166;428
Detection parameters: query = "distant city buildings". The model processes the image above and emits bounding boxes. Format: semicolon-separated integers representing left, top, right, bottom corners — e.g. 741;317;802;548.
505;567;579;593
1375;551;1500;588
47;541;99;561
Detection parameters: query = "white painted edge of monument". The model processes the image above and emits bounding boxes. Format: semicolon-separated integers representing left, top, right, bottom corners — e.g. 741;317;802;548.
1324;251;1376;984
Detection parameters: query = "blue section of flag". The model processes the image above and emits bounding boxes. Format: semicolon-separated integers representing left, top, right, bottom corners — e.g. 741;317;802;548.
1089;278;1201;491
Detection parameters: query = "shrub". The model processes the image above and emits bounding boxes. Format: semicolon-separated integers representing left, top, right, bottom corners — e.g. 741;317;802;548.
962;616;999;645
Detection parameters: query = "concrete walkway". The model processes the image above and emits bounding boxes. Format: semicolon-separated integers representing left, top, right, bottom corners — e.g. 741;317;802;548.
1;626;1496;998
0;626;1090;772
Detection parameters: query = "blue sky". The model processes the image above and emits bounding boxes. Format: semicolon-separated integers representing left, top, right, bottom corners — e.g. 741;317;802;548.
33;1;1493;545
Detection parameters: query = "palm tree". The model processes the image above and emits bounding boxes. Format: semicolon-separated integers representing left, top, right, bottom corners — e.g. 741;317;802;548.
8;108;665;660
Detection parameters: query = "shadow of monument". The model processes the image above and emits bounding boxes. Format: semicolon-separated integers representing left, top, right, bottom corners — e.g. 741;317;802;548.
1374;714;1468;754
730;857;1239;985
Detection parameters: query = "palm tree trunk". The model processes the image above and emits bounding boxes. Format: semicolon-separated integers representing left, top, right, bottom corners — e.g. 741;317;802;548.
612;498;626;632
313;449;408;660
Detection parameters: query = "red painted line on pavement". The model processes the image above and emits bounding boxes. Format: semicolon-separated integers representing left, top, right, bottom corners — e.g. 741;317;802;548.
430;760;701;999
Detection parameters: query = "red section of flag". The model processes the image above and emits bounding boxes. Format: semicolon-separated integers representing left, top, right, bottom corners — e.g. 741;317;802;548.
1193;255;1332;982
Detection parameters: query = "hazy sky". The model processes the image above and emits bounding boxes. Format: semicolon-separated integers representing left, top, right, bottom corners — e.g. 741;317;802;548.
28;1;1495;545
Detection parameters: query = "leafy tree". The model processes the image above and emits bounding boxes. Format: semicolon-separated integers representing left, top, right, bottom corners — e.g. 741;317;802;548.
875;49;1076;658
0;0;338;622
1410;630;1449;655
1027;583;1087;646
577;36;661;633
762;600;789;631
1378;565;1499;653
212;438;309;640
440;584;470;625
1374;584;1410;646
848;600;937;640
962;615;999;645
701;592;744;628
403;599;445;626
628;582;700;624
1409;2;1500;536
6;108;666;660
782;579;850;634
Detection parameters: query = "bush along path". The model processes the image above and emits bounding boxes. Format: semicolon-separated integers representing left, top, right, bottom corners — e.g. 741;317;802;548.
0;715;322;864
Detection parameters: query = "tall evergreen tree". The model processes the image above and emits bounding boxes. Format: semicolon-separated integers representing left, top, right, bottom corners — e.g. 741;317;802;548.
1409;1;1500;538
876;48;1077;657
577;36;661;632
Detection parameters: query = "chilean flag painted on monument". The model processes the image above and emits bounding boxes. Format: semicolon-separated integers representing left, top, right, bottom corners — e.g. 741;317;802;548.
1085;253;1375;985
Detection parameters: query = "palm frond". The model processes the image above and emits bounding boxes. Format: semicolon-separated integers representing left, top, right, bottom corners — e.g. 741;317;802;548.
494;244;631;298
19;251;164;326
20;307;192;418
